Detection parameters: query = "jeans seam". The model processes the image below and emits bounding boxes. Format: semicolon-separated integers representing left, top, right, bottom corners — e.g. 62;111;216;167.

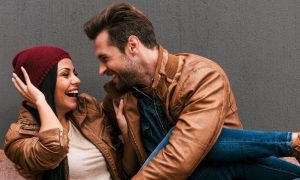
287;132;293;155
253;160;300;176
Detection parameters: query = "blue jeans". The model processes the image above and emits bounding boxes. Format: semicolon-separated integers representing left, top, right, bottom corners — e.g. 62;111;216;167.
143;127;300;179
133;87;300;179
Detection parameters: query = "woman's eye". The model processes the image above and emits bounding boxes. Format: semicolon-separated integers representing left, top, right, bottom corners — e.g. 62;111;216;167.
62;73;69;77
74;72;78;76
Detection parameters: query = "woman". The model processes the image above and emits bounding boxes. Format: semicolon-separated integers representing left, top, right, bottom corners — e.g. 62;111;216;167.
4;46;128;180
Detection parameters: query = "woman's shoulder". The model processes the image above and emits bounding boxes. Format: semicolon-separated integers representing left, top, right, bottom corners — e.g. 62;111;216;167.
77;93;97;104
76;93;102;112
16;105;39;124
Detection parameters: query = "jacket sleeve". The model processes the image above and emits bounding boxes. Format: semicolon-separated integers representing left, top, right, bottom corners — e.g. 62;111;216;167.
133;66;230;179
4;118;69;173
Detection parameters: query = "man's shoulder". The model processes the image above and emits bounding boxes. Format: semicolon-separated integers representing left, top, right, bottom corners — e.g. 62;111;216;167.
175;52;224;72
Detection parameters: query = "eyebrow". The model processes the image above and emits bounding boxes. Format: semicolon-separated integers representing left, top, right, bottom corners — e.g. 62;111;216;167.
58;67;75;72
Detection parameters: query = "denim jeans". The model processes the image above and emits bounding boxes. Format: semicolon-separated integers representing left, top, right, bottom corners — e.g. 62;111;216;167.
144;127;300;179
133;87;300;179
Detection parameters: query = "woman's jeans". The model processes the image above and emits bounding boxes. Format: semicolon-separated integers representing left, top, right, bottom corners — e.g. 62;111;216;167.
143;127;300;179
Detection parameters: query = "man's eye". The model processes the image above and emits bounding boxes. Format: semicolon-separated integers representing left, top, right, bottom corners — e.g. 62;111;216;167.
101;57;108;62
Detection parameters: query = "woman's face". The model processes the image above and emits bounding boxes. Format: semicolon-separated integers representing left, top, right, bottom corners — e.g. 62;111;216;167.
55;58;80;114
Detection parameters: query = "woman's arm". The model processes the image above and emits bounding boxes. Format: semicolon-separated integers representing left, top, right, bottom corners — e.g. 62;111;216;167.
5;67;68;172
4;116;68;173
113;99;140;176
12;67;63;132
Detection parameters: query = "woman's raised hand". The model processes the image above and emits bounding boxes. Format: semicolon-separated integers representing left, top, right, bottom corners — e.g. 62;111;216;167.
113;99;128;136
12;66;45;105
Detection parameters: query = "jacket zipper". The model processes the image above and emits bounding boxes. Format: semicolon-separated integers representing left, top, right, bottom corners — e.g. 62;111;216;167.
153;98;167;135
133;87;167;135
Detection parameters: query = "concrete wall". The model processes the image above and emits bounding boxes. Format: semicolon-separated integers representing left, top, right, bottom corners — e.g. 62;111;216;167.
1;0;300;147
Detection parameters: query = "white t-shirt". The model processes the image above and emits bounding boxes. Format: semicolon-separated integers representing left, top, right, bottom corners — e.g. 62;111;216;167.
67;121;111;180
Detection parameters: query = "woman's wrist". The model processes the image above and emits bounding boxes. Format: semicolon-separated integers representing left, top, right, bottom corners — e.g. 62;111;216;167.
35;97;47;107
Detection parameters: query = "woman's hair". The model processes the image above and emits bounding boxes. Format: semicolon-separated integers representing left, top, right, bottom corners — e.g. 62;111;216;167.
22;64;57;122
13;46;71;180
23;64;67;180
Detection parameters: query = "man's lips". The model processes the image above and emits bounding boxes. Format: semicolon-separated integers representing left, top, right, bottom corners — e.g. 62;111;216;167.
111;74;119;83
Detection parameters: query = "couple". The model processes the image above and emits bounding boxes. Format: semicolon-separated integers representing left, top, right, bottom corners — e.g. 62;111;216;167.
4;2;300;180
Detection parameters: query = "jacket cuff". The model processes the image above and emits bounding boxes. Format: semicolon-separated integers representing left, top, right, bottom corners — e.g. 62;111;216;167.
38;128;69;155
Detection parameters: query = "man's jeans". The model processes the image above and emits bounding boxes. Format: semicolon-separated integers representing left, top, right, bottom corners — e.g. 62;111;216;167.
133;87;300;179
143;127;300;179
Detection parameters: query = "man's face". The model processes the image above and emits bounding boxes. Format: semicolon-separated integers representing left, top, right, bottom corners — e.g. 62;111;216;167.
94;30;143;92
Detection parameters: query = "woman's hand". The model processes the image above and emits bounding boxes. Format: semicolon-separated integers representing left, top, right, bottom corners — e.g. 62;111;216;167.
113;99;128;136
12;66;45;106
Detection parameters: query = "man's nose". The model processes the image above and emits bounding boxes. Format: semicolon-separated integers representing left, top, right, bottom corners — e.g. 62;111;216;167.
99;62;107;76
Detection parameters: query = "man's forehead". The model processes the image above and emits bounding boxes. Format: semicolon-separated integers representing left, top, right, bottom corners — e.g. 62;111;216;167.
94;30;110;46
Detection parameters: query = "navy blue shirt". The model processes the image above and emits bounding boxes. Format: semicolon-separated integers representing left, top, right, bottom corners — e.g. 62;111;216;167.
132;87;173;155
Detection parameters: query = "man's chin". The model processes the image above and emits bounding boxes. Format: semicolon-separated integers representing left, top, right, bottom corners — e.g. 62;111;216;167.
115;82;132;93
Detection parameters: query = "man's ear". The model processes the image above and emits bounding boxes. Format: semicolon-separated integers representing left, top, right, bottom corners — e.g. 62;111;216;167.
126;35;140;55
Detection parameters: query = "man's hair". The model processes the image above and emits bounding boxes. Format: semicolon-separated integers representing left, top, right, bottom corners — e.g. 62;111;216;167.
84;3;158;53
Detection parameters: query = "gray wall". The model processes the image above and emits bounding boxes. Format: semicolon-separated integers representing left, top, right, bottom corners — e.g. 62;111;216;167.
1;0;300;148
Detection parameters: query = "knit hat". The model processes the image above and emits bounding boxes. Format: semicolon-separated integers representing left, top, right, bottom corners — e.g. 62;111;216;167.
12;46;71;88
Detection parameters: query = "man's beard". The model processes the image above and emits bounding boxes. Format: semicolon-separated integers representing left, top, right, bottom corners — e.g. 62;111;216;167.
114;56;143;93
114;72;137;93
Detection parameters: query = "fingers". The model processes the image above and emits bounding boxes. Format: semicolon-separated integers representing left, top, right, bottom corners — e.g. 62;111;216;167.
113;99;124;116
119;99;124;111
12;73;27;96
21;66;32;85
12;77;23;95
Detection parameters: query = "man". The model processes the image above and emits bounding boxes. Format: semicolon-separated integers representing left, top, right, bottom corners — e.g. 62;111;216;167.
84;3;300;179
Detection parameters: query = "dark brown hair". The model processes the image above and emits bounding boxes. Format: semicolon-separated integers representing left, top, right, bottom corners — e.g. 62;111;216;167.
84;3;158;53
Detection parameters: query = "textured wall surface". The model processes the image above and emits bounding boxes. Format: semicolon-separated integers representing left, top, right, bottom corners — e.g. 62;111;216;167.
1;0;299;147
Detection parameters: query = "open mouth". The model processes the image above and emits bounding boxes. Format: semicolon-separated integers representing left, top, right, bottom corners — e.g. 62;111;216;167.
65;90;79;97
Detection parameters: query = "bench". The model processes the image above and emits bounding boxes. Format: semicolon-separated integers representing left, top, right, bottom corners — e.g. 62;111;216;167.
0;149;24;179
0;149;299;179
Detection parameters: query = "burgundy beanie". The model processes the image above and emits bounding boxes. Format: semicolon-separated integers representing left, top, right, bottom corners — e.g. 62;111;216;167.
13;46;71;88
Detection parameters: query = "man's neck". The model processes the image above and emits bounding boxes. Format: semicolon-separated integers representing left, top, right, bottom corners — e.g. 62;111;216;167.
138;46;159;87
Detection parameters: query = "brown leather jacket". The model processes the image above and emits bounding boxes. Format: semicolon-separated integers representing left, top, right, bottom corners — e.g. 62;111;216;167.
103;46;243;179
4;93;125;180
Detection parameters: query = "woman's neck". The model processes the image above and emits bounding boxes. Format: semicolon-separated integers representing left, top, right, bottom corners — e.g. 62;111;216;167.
58;113;69;131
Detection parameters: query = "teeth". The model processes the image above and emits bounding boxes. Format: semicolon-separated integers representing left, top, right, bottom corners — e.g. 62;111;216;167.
66;90;78;94
65;90;79;97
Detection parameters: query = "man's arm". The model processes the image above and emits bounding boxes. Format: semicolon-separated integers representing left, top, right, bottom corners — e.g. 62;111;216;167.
133;66;230;179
